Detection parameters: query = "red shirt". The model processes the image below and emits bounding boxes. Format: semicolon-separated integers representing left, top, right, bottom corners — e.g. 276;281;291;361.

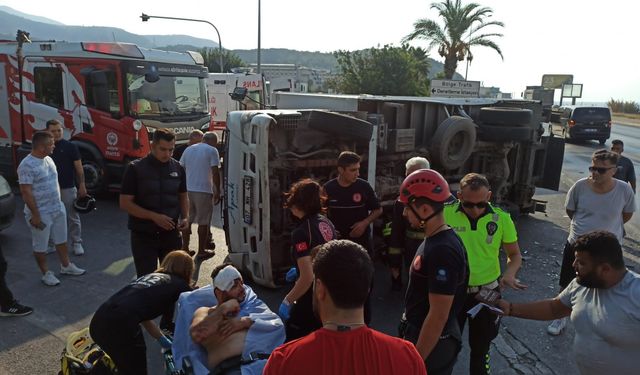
263;327;427;375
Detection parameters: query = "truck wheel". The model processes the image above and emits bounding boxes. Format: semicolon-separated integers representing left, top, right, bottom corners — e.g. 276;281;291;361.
82;157;104;194
307;110;373;142
479;107;532;127
429;116;476;170
478;124;532;142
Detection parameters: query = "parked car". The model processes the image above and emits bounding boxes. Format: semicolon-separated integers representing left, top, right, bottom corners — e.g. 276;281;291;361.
548;105;612;144
0;174;16;231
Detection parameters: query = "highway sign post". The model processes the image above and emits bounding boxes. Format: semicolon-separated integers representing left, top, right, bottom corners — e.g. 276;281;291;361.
431;79;480;98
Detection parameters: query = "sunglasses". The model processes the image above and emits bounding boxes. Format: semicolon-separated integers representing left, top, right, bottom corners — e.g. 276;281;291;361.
588;166;615;174
461;201;488;209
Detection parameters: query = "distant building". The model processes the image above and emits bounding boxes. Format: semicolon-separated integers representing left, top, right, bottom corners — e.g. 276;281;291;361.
479;86;511;99
248;63;332;92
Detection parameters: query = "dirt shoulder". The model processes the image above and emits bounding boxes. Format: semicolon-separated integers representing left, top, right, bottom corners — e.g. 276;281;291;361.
612;114;640;127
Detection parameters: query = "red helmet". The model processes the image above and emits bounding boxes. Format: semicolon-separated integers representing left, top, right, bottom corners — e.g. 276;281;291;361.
399;169;450;204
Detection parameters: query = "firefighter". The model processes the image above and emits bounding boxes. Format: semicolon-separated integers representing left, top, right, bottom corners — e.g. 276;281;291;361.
443;173;526;375
387;157;431;290
399;169;469;375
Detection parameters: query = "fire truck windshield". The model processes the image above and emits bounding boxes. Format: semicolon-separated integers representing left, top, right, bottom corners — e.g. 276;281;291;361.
127;73;208;117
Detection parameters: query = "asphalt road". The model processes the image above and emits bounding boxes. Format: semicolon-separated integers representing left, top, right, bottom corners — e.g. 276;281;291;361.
0;122;637;375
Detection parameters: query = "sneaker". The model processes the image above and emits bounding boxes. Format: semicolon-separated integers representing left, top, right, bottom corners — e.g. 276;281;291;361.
0;300;34;317
42;271;61;286
60;262;86;276
547;317;567;336
72;243;85;256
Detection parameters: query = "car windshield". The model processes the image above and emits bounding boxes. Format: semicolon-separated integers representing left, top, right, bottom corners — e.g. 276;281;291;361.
572;107;610;122
127;74;208;117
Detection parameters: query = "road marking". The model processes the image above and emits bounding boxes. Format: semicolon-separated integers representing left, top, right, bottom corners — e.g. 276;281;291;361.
103;257;134;276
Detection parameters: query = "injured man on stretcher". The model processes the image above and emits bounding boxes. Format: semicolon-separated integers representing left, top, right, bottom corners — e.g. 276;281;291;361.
172;264;285;375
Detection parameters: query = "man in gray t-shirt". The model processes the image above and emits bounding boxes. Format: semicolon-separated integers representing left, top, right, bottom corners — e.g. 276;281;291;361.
549;149;636;336
497;231;640;375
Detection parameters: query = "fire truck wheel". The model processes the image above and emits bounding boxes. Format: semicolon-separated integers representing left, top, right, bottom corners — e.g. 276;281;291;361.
82;158;104;193
479;107;532;127
307;110;373;142
429;116;476;170
478;125;532;142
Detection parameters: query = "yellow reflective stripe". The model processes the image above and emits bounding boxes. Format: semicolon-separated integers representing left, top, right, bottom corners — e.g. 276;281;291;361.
388;247;403;255
405;230;426;240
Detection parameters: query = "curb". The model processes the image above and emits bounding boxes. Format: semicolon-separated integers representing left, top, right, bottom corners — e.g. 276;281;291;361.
612;116;640;128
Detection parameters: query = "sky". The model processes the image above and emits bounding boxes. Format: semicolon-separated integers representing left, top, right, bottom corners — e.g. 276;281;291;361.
2;0;638;102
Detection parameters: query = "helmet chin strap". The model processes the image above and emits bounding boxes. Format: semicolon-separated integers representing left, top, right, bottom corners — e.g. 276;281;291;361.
408;201;443;229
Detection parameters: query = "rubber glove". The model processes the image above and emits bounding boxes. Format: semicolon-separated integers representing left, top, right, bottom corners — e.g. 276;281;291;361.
285;267;298;283
278;299;291;321
157;335;173;350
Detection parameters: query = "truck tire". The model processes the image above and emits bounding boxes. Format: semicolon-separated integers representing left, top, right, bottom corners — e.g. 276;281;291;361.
81;155;105;194
479;107;532;127
429;116;476;170
307;110;373;142
478;124;532;142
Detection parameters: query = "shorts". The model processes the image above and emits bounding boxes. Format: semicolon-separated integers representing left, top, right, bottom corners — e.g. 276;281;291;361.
188;192;214;226
25;209;67;253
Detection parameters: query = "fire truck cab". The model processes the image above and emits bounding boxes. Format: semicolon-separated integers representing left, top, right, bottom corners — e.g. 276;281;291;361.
0;36;210;192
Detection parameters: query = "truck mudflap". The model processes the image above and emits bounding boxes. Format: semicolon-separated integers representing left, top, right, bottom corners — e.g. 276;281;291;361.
536;135;565;191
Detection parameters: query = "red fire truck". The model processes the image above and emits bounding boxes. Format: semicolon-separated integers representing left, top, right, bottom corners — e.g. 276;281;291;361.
0;32;211;192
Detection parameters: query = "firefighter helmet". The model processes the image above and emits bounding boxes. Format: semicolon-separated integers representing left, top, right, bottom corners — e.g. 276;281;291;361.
398;169;450;204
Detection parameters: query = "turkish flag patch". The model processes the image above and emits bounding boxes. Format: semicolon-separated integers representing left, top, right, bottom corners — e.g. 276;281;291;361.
295;242;309;253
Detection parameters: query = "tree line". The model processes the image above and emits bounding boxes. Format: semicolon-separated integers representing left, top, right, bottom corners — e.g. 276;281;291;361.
608;99;640;114
200;0;504;97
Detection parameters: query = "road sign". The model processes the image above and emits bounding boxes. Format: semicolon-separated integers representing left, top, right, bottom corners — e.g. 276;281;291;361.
541;74;573;89
430;79;480;98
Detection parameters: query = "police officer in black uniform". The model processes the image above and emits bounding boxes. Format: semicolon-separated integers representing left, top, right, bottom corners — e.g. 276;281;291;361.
278;178;337;341
120;128;189;277
398;169;469;375
89;251;194;375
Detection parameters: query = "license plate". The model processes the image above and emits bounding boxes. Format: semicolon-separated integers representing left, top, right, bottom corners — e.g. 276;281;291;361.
243;176;253;225
583;129;597;132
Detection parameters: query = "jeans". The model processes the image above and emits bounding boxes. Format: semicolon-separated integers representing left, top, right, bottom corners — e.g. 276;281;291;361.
61;187;82;244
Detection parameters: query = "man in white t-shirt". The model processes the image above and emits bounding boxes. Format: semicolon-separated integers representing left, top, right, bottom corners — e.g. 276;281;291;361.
17;131;86;286
179;131;220;260
548;149;636;335
497;231;640;375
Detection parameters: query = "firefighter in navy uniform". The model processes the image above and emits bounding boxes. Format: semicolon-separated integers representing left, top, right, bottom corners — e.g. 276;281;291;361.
323;151;382;256
387;157;431;290
278;179;337;341
398;169;469;375
324;151;382;325
443;173;526;375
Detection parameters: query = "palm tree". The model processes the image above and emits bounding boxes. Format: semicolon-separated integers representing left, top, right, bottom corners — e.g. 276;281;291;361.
402;0;504;79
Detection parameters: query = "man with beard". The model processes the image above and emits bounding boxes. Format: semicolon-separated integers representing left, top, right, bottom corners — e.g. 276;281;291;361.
497;231;640;375
190;264;253;371
548;149;635;335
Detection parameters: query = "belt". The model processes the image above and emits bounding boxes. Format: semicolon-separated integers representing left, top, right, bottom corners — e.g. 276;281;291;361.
210;352;271;375
405;230;426;240
467;280;499;294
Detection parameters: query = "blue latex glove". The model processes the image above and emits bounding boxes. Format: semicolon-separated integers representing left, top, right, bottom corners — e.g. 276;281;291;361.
285;267;298;283
157;335;172;350
278;300;291;321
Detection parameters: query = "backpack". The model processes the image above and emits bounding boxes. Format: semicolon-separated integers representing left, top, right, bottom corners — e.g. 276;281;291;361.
58;328;118;375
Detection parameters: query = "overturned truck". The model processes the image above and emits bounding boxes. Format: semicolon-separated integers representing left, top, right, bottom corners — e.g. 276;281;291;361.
223;92;565;286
